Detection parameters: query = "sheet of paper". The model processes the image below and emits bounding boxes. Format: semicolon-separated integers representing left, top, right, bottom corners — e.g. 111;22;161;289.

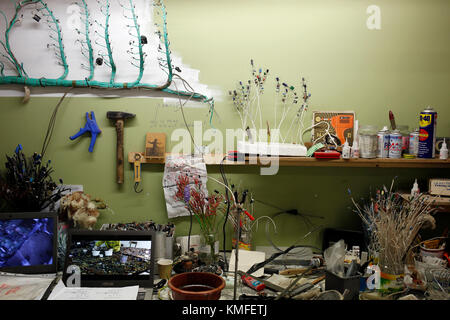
47;279;139;300
228;250;266;277
163;155;208;218
0;274;55;300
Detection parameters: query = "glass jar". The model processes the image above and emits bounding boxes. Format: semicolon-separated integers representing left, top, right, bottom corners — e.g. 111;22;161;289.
232;230;253;251
359;125;378;158
379;259;405;293
199;233;219;265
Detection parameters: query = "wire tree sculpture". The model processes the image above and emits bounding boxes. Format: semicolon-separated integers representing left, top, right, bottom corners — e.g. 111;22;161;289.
0;0;214;112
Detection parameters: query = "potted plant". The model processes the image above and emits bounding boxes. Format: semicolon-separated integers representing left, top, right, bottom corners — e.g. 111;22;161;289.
174;174;223;266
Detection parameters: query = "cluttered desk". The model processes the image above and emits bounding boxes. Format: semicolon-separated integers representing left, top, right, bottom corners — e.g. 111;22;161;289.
1;211;448;301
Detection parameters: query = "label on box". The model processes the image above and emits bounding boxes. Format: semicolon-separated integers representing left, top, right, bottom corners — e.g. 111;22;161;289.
429;179;450;196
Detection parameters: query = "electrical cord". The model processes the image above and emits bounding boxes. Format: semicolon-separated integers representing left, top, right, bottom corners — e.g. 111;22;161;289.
220;155;231;271
41;88;72;158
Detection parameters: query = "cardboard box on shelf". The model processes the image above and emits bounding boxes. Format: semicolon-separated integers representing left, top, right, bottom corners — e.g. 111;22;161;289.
429;178;450;197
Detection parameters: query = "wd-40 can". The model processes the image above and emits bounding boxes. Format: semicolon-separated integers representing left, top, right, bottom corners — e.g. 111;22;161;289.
377;126;390;158
418;106;437;158
389;129;402;158
409;129;420;156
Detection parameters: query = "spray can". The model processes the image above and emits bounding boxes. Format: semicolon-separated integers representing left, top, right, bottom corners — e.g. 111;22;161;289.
418;106;437;159
389;129;402;158
377;126;390;158
409;129;420;156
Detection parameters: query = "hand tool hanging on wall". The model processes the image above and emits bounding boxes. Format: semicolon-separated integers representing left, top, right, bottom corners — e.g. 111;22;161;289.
70;111;101;152
133;153;143;193
107;111;135;184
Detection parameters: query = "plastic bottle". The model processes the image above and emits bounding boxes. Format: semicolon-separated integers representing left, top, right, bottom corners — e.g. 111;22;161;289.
410;179;420;197
351;139;359;158
342;139;350;159
440;139;448;160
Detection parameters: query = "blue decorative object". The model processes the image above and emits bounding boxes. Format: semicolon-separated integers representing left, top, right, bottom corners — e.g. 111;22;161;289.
70;111;101;152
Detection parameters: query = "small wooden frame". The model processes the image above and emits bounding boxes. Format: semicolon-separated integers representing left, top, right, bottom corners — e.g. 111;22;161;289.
144;133;166;160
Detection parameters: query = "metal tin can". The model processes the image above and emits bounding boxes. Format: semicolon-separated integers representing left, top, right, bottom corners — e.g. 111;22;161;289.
409;129;420;156
418;106;437;159
377;127;390;158
389;129;402;158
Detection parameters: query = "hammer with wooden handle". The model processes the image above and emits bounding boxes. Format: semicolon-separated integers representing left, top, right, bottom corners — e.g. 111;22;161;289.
107;111;135;184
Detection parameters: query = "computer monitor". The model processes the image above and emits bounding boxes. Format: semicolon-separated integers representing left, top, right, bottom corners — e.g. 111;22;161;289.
63;230;155;288
0;212;58;274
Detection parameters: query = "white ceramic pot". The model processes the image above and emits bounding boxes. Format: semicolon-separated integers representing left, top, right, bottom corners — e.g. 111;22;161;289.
92;250;100;257
105;249;113;257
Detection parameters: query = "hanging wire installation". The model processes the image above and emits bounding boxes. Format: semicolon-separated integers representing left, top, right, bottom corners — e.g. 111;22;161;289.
0;0;215;113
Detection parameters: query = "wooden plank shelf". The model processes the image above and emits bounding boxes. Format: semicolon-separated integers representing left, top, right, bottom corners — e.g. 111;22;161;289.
128;152;450;168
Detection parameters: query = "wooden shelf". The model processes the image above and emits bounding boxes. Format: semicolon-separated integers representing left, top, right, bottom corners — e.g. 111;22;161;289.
128;152;450;168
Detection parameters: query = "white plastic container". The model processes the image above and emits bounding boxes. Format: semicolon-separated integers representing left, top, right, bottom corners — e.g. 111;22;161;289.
440;139;448;160
342;139;350;159
351;139;359;158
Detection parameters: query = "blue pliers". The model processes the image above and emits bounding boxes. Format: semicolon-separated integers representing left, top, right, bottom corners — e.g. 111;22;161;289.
70;111;101;152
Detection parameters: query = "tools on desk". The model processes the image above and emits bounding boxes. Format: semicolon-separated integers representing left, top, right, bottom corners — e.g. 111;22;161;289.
107;111;135;184
238;271;284;292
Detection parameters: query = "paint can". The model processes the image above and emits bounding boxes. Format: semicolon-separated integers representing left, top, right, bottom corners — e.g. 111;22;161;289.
377;126;390;158
388;129;402;158
409;129;420;156
418;106;437;159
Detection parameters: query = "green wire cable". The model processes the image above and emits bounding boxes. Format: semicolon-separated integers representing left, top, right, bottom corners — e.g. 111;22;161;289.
0;0;215;116
104;0;116;84
4;1;29;77
160;3;172;83
81;0;94;81
128;0;144;86
37;0;69;80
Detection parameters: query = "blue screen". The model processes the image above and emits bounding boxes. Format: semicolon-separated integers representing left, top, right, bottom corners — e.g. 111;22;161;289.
0;218;54;268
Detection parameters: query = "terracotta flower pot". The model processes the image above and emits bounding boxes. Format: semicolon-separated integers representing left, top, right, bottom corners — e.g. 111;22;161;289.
168;272;225;300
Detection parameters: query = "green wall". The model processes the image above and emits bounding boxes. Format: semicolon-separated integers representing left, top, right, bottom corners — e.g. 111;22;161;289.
0;0;449;250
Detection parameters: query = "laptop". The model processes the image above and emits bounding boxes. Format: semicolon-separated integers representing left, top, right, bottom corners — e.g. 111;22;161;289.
0;212;58;274
62;230;155;300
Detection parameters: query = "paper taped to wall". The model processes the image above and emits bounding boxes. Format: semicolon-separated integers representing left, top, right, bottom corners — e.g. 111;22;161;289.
163;155;208;219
